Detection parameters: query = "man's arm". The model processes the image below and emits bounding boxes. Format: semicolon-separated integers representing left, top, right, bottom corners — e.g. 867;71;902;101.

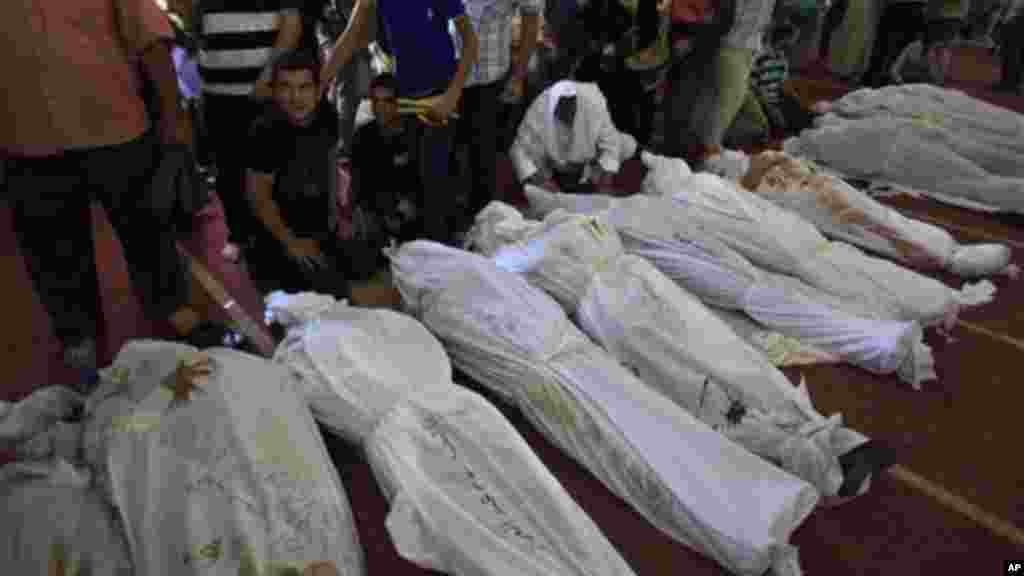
322;0;375;89
141;39;189;146
114;0;183;144
590;91;627;176
508;98;550;183
247;169;300;247
436;15;479;115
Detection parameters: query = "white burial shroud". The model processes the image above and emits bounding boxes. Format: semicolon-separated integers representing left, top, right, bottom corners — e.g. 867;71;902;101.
739;151;1017;279
80;341;365;576
0;459;133;575
520;186;937;389
790;115;1024;215
469;204;871;498
641;156;996;328
818;84;1024;177
389;241;820;576
267;294;637;576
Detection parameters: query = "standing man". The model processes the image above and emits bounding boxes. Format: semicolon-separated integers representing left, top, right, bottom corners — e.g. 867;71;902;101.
321;0;479;245
197;0;303;250
661;0;736;163
1;0;234;373
994;0;1024;92
692;0;778;165
456;0;542;229
862;0;928;87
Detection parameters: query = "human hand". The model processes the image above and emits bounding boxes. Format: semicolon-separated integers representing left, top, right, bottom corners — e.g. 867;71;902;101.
422;92;459;126
287;237;326;270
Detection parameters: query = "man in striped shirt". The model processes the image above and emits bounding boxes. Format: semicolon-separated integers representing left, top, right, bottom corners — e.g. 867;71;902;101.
198;0;303;246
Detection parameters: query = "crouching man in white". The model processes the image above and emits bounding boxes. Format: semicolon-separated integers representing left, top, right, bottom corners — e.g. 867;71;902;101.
510;80;640;195
267;292;636;576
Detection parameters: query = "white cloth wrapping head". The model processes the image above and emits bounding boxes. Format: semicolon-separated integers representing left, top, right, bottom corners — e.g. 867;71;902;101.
388;240;819;576
468;203;875;497
519;188;938;389
270;295;637;576
80;340;365;576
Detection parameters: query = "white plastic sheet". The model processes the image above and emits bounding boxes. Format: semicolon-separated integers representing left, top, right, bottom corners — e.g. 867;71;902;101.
818;84;1024;177
641;156;997;327
269;295;636;576
470;205;878;497
80;341;365;576
389;241;820;576
520;187;937;388
0;459;132;575
0;386;82;451
793;115;1024;215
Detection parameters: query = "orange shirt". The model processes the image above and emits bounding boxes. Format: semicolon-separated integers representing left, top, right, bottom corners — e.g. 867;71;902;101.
0;0;173;158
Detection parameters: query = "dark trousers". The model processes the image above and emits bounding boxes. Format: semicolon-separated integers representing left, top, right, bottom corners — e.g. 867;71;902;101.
202;92;263;242
457;80;502;222
662;34;721;158
637;0;660;48
864;2;927;86
1000;16;1024;88
247;233;351;300
406;115;456;244
820;0;850;59
6;132;189;346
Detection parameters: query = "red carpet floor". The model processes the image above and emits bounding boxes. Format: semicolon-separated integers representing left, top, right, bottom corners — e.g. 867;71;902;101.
3;45;1023;573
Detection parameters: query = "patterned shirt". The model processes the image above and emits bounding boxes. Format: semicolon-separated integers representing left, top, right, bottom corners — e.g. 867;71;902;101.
460;0;544;87
750;47;789;105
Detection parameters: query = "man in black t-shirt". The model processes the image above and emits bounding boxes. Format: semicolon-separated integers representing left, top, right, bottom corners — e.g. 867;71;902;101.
350;73;421;240
244;49;351;299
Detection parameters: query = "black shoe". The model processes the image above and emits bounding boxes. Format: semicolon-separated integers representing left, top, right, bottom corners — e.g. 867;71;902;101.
992;82;1021;94
837;441;898;498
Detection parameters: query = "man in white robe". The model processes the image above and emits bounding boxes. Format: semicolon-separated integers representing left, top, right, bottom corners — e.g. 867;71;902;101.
509;80;639;194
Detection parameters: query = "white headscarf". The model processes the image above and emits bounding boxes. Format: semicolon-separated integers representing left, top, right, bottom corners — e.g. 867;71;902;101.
545;80;579;164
